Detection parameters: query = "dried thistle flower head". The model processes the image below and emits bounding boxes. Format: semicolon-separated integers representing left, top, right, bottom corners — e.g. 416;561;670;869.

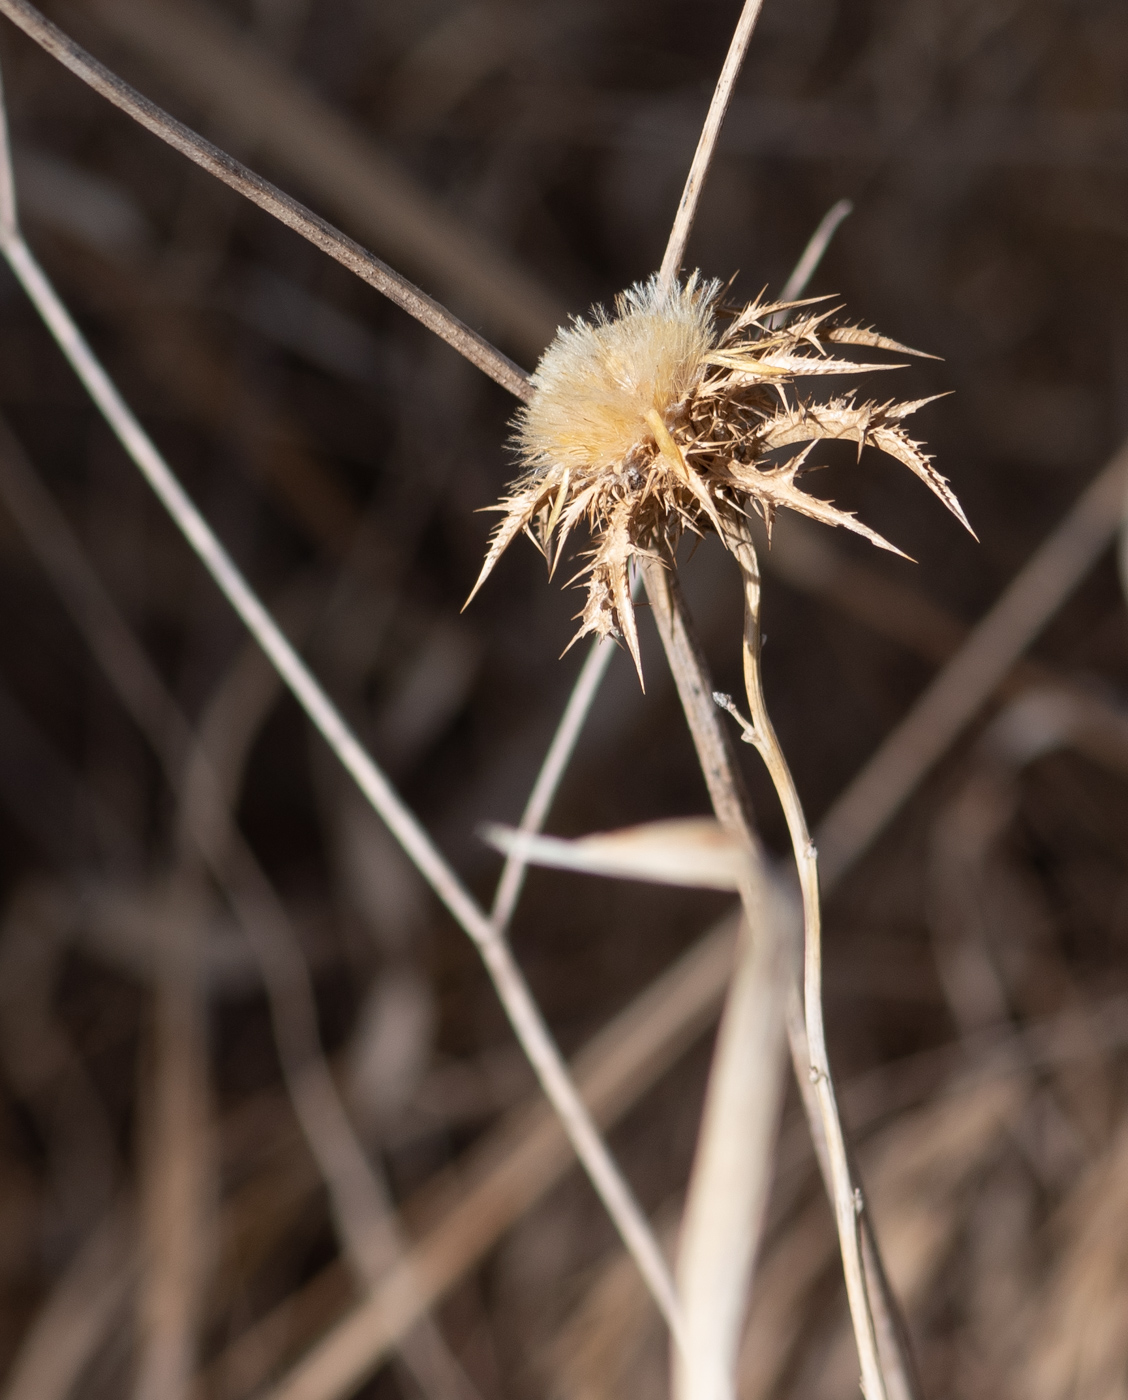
468;272;970;682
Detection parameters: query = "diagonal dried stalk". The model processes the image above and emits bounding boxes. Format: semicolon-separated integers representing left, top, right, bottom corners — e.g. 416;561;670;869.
489;635;618;934
0;56;683;1351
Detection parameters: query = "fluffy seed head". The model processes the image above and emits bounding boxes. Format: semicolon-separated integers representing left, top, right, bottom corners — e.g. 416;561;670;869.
518;273;720;477
468;272;970;684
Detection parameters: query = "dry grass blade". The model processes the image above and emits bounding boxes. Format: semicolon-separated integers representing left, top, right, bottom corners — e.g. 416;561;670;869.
0;0;533;397
483;817;749;891
817;437;1128;886
778;199;853;302
487;811;792;1400
674;910;791;1400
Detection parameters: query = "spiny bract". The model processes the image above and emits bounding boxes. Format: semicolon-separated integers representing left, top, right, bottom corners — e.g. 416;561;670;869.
468;272;969;682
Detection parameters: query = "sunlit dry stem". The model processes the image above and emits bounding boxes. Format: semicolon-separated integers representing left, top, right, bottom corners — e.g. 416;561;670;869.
0;64;685;1355
637;556;790;1400
658;0;767;290
490;636;618;933
672;889;791;1400
717;519;887;1400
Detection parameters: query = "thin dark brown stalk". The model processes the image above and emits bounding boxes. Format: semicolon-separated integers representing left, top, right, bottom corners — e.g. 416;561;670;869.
0;0;532;399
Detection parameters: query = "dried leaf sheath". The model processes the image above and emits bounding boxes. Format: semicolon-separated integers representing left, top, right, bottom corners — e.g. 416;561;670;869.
467;273;969;681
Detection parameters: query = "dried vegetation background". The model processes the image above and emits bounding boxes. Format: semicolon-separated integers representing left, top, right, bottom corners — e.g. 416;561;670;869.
0;1;1126;1398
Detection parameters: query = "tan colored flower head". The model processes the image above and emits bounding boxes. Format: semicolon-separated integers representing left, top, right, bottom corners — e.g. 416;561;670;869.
468;272;970;682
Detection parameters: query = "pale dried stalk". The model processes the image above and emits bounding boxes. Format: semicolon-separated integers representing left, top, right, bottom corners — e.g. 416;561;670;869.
672;910;790;1400
719;522;887;1400
637;557;791;1400
778;198;853;302
0;68;681;1349
658;0;767;289
489;635;617;933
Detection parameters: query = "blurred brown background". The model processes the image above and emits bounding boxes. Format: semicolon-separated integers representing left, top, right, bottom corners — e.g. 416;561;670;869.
0;1;1125;1397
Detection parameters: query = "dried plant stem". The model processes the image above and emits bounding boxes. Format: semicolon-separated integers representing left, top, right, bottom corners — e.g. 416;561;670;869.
658;0;767;289
720;522;887;1400
0;0;531;398
0;72;681;1352
672;911;790;1400
638;557;790;1400
490;636;617;933
643;537;908;1400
